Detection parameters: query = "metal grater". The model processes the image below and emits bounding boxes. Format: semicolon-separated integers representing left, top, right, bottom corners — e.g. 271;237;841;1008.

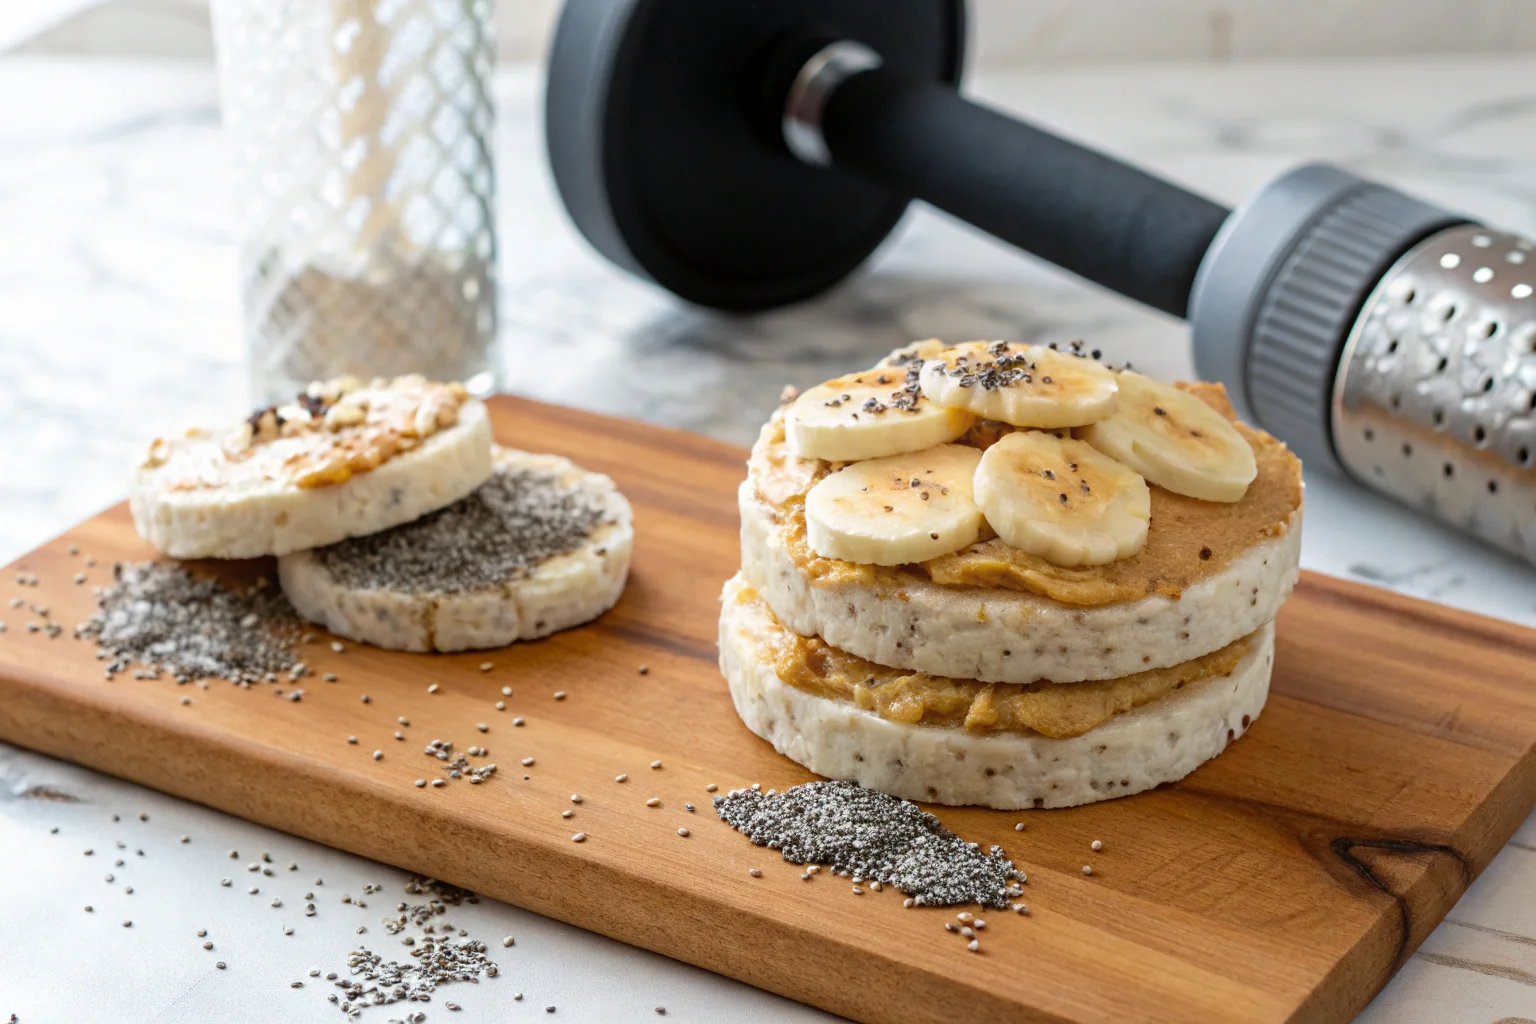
1333;226;1536;562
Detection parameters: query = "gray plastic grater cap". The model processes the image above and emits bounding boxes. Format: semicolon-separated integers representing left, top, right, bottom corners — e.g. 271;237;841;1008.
1188;163;1466;471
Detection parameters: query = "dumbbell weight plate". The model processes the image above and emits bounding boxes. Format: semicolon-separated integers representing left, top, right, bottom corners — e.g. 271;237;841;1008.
546;0;964;311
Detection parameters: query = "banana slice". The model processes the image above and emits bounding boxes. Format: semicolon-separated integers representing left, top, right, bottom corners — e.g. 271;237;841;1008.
805;444;984;566
785;368;972;462
1077;372;1257;502
974;431;1150;567
918;341;1119;428
878;338;949;368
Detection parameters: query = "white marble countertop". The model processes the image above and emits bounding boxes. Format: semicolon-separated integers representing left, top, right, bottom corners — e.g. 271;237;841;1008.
3;55;1536;1023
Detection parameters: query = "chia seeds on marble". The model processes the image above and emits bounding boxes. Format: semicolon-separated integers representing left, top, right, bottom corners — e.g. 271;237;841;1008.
313;465;611;593
76;563;302;685
714;781;1024;908
328;878;494;1016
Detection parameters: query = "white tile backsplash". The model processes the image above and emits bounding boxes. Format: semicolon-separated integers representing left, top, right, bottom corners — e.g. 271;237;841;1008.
7;0;1536;64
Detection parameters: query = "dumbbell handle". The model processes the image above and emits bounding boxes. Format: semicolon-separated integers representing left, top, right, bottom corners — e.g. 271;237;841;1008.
818;65;1231;318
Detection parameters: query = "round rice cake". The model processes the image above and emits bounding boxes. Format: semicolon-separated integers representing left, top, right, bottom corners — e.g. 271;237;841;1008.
130;376;494;559
741;382;1302;685
278;447;632;652
719;573;1272;810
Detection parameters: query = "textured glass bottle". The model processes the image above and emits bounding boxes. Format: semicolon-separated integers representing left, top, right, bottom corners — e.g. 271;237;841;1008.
212;0;498;403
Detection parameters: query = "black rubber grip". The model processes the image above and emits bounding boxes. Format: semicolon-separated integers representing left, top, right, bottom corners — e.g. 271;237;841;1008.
821;68;1231;318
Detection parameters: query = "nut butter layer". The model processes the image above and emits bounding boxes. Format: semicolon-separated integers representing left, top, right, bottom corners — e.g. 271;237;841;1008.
734;579;1253;739
130;376;494;559
742;382;1302;684
721;573;1275;810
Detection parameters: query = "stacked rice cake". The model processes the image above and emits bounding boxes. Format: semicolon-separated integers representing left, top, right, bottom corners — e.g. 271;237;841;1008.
130;375;632;652
721;341;1303;809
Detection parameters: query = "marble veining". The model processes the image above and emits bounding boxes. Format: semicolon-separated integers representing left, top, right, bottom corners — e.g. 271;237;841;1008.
2;56;1536;1022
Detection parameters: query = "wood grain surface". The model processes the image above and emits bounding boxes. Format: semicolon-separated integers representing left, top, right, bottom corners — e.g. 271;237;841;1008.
2;395;1535;1024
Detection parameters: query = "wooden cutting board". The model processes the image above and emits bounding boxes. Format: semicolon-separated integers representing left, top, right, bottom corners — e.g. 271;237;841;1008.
3;395;1536;1024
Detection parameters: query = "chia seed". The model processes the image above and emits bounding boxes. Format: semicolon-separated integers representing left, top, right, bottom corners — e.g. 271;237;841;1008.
312;464;611;593
714;781;1023;908
76;563;302;685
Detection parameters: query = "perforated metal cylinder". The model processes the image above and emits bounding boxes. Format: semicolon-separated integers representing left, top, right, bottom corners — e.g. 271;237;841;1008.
1191;164;1465;469
1333;225;1536;563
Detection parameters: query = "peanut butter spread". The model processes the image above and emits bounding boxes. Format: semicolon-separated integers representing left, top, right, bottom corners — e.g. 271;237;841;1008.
141;375;469;492
736;582;1253;737
752;381;1302;606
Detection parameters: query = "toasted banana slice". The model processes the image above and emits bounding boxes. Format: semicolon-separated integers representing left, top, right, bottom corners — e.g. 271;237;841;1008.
918;341;1118;428
974;431;1150;567
878;338;949;367
1077;372;1257;502
805;444;984;566
785;369;972;462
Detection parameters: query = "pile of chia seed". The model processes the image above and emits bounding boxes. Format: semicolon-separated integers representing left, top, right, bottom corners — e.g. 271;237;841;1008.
334;877;496;1016
315;466;610;593
335;938;496;1016
77;562;303;685
714;780;1024;908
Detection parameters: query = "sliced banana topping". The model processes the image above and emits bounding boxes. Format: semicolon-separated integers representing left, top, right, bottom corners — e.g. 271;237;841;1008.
804;444;984;566
973;431;1150;567
785;369;972;462
917;340;1119;428
877;337;950;368
1077;371;1257;502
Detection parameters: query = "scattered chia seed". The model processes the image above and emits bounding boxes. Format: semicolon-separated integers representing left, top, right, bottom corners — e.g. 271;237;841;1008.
313;464;611;594
76;563;302;684
714;781;1023;908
